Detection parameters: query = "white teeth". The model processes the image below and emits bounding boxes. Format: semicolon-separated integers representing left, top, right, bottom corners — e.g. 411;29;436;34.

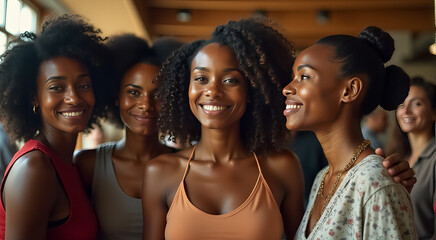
286;104;302;109
61;111;84;117
203;105;226;111
402;117;415;123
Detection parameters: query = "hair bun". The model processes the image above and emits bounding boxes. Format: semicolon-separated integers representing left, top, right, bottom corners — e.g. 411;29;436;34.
358;26;394;63
380;65;410;110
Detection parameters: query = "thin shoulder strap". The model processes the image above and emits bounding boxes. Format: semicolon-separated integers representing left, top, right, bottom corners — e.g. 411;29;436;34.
181;145;197;180
253;152;263;175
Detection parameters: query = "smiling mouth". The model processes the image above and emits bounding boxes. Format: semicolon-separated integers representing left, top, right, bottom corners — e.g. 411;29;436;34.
202;105;227;111
402;117;415;123
60;111;85;117
286;104;303;109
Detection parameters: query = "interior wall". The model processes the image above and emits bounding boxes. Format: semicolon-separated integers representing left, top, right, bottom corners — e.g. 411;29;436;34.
56;0;150;41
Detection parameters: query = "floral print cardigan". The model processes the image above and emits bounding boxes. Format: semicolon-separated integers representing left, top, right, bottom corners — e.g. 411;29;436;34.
295;155;417;240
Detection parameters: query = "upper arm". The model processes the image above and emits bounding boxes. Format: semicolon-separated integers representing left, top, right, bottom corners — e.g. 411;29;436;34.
363;185;417;239
269;150;305;239
142;155;180;240
73;149;96;195
3;152;57;240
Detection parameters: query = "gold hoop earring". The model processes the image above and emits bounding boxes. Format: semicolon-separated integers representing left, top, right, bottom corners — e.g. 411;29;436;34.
33;105;39;114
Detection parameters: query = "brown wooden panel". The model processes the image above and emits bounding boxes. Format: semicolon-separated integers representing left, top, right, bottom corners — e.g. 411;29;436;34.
147;0;432;11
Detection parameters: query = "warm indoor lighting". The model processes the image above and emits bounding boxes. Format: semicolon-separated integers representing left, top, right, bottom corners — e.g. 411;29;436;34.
429;42;436;55
430;0;436;55
316;9;330;24
176;9;191;23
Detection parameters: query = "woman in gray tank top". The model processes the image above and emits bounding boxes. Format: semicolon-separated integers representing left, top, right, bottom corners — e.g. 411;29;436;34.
74;35;183;240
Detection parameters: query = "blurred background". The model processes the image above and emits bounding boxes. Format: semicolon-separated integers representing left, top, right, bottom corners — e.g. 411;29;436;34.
1;0;435;148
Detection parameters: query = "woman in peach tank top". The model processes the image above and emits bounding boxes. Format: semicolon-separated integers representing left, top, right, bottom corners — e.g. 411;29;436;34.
142;19;416;240
143;18;304;240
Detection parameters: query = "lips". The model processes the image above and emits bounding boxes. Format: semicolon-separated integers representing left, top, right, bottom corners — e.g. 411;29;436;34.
401;117;416;123
130;113;157;124
202;104;227;111
283;99;303;116
58;110;86;118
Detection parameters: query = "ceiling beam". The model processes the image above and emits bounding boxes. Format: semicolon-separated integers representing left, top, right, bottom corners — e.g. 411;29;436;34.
147;0;432;11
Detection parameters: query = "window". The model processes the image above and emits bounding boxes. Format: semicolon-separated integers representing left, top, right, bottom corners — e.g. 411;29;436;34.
0;0;38;54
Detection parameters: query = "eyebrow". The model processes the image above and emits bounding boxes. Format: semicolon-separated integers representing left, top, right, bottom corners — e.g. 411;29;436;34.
193;66;243;75
297;64;316;71
124;83;142;89
193;66;209;72
46;73;90;82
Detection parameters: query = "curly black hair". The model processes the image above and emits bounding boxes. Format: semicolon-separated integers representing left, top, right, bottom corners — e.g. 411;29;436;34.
156;18;294;154
317;26;410;115
106;34;184;127
0;14;109;142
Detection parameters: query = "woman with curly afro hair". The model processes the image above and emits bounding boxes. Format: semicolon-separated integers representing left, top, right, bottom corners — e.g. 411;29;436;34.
0;15;109;239
142;18;415;240
74;34;183;239
141;18;304;240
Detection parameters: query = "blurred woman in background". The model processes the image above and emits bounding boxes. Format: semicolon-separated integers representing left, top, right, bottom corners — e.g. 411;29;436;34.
387;76;436;240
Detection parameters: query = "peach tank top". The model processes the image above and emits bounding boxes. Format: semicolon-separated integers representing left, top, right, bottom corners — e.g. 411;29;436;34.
165;146;284;240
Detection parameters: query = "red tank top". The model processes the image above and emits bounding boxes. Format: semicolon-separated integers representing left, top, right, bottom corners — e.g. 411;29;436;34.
165;146;284;240
0;140;98;240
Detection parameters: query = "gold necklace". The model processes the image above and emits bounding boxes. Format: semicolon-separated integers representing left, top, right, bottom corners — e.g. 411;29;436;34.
308;139;370;225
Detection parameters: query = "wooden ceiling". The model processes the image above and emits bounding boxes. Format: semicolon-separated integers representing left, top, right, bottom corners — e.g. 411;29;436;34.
133;0;435;50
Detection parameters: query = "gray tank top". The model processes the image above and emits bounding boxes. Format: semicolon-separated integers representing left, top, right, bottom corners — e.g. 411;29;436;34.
92;140;143;240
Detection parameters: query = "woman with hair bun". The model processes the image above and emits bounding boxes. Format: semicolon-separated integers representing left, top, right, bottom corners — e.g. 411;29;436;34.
283;26;417;239
0;15;108;239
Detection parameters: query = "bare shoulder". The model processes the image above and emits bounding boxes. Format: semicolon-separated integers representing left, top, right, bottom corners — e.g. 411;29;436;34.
142;147;194;205
261;149;301;179
8;150;57;181
73;148;97;191
73;148;97;166
4;150;58;204
144;147;193;181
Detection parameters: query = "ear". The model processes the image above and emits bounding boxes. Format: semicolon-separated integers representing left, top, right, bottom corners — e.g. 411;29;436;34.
341;77;363;103
115;99;119;106
32;96;39;106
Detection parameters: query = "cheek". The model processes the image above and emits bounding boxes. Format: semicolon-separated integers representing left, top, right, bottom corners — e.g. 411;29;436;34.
298;87;311;100
86;93;96;108
396;109;402;118
188;85;200;109
154;100;162;112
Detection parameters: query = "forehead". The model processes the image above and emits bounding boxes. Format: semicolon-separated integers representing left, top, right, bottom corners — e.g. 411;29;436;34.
121;63;159;87
191;43;239;69
39;57;88;76
294;44;337;69
408;85;428;99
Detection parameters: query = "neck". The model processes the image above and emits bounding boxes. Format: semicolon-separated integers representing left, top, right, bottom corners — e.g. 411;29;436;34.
36;129;78;165
407;130;433;159
314;115;372;174
120;128;167;162
196;123;250;163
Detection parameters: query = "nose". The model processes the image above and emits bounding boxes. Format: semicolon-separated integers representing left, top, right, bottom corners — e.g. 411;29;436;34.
204;80;222;99
282;81;296;96
64;87;81;105
138;95;154;112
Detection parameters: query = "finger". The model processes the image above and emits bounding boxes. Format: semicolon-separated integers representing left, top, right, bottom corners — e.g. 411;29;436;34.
375;148;386;158
392;167;415;183
384;153;403;169
402;177;417;194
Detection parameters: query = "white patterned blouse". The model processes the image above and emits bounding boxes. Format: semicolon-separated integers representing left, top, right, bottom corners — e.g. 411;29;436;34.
295;155;417;240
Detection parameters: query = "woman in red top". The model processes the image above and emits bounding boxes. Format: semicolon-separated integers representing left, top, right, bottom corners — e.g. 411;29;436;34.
0;15;108;240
